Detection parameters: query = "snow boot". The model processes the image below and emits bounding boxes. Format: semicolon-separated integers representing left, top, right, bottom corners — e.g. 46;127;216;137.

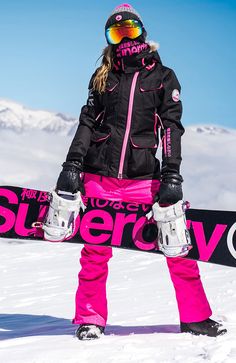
75;324;105;340
180;318;227;337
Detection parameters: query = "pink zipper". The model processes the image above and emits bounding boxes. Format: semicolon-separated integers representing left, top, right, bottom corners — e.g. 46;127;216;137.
118;71;139;179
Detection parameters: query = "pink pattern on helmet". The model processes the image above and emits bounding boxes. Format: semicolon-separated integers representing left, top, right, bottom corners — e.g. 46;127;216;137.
116;15;122;21
110;3;142;24
115;4;132;9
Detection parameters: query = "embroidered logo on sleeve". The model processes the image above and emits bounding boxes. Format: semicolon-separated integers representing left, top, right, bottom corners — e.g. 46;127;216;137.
87;89;94;106
172;89;180;102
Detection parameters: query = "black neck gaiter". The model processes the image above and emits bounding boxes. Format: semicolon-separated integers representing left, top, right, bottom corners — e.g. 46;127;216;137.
113;39;150;58
112;38;151;72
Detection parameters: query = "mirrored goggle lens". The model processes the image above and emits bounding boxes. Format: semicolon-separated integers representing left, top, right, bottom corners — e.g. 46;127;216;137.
106;19;143;45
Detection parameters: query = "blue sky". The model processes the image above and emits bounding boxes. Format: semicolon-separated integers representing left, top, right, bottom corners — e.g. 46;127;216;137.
0;0;236;128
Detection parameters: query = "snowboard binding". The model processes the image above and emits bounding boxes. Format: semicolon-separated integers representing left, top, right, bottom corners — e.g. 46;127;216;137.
41;190;86;242
147;200;192;258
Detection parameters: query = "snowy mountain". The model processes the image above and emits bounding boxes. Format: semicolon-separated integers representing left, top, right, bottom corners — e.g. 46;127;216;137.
0;111;236;362
181;126;236;210
0;99;78;135
190;125;231;135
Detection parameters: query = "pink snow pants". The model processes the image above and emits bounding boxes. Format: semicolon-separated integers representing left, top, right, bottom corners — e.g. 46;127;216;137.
73;173;212;326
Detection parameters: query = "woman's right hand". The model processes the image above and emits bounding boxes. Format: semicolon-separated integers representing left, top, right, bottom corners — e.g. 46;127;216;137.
56;161;85;195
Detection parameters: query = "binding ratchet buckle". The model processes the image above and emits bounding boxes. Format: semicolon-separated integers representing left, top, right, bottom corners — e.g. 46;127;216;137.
147;200;192;258
40;190;86;242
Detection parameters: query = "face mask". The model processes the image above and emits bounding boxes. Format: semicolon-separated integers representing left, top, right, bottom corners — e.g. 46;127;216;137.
113;39;149;58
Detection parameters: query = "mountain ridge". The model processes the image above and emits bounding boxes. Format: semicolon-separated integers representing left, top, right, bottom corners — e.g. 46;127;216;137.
0;98;234;136
0;99;78;135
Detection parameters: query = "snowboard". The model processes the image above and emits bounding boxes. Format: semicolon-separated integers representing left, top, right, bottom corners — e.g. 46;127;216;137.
0;185;236;268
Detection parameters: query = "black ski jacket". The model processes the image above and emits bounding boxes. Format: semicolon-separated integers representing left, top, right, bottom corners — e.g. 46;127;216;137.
66;51;184;180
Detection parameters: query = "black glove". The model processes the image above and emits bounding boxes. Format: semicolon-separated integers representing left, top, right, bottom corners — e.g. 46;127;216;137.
156;172;183;205
56;160;85;195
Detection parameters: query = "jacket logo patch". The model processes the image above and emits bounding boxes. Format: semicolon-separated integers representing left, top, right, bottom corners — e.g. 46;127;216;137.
172;89;180;102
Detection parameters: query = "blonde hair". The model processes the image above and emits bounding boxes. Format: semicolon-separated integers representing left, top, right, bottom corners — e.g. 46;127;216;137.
93;41;159;94
93;45;113;94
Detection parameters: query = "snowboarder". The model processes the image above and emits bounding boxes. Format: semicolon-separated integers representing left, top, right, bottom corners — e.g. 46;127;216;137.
55;4;227;339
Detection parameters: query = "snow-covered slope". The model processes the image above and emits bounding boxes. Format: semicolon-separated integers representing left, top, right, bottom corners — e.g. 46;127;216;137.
0;129;73;188
1;241;235;363
0;103;236;363
0;99;77;135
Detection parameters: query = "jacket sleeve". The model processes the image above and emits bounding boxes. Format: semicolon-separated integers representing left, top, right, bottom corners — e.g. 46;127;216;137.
66;73;103;162
158;68;185;174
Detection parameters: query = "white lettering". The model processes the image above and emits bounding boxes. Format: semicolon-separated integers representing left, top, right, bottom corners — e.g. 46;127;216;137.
227;222;236;259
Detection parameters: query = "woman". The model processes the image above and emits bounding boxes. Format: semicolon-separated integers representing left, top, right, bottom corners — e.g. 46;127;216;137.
56;4;226;340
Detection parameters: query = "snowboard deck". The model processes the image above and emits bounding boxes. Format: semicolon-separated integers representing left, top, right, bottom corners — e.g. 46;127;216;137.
0;185;236;268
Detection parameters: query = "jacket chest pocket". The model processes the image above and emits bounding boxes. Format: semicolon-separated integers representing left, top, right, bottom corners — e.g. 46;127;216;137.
139;78;163;108
130;134;158;163
91;130;111;143
128;134;158;177
130;134;158;149
102;78;119;107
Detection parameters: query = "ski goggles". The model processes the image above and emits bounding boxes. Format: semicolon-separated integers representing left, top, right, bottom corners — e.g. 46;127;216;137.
105;19;143;45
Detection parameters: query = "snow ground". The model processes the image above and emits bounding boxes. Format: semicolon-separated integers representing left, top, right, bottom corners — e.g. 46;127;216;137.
0;241;236;363
0;127;236;362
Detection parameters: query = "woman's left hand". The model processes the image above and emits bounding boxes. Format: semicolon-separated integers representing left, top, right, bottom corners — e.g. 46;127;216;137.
156;172;183;204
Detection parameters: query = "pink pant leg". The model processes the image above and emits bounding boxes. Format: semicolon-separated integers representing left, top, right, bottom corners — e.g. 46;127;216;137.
166;257;212;322
73;245;112;326
73;173;115;326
